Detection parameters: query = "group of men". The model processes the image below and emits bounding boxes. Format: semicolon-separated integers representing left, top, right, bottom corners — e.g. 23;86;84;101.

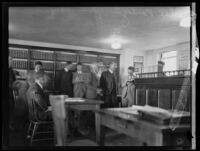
8;55;136;136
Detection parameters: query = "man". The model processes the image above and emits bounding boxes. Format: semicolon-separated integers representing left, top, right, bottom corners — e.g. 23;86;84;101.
26;72;52;121
9;56;16;114
72;63;87;98
100;62;118;108
56;61;74;97
121;66;136;107
72;63;89;136
27;61;44;86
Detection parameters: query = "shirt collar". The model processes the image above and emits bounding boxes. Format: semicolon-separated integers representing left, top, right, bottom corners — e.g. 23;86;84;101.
77;71;82;74
109;69;113;74
36;81;43;89
64;68;69;72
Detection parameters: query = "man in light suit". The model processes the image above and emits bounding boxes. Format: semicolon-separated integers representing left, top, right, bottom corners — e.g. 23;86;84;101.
72;63;88;98
100;62;118;108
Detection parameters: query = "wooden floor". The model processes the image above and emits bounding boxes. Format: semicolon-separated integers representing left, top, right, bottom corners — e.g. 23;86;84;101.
7;124;142;147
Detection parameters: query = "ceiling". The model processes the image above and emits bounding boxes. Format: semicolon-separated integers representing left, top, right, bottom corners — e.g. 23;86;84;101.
9;7;190;51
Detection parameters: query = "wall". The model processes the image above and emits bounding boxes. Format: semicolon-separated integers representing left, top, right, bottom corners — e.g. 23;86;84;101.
119;49;145;86
144;41;190;72
9;39;147;94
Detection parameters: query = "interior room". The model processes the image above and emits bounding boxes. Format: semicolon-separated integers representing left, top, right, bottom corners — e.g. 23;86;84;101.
5;5;196;148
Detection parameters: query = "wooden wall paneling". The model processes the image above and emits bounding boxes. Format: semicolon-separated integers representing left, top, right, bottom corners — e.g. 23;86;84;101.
158;89;171;110
136;89;146;106
99;56;117;66
27;49;31;71
172;89;188;111
146;89;158;107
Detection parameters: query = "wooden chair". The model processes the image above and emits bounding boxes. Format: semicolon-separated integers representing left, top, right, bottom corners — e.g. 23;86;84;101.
26;97;54;146
49;95;98;146
27;120;54;146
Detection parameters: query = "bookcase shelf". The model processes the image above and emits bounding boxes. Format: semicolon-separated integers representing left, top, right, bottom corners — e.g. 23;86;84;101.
9;44;120;92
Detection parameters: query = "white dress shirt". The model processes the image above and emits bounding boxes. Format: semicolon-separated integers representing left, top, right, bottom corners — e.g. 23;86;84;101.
36;81;43;89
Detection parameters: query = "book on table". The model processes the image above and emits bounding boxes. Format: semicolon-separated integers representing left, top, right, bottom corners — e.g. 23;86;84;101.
131;105;190;125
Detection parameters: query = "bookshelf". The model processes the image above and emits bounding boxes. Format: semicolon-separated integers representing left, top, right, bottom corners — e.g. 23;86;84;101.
9;44;120;92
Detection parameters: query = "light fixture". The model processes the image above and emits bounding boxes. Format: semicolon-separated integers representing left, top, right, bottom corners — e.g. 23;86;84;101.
111;40;122;49
180;16;191;27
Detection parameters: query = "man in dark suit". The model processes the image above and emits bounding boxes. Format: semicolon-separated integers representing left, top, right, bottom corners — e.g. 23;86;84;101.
56;61;74;97
26;72;52;121
9;56;16;114
100;62;118;108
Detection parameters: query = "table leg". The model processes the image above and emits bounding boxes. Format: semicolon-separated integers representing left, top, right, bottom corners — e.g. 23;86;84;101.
95;105;104;146
65;105;69;145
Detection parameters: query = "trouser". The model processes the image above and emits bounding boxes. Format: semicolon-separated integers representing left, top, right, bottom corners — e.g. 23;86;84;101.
60;90;73;97
102;93;118;108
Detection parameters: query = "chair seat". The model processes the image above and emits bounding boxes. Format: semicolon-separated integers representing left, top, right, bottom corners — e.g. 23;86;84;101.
68;139;98;146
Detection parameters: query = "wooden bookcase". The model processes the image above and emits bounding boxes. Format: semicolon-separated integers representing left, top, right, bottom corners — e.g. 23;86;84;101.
9;44;120;92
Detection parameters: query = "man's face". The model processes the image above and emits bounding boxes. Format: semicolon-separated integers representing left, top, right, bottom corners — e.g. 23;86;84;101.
35;65;42;72
128;69;133;75
77;65;82;71
9;56;12;67
110;63;117;71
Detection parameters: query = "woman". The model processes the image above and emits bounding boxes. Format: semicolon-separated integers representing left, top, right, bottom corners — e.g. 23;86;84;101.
121;66;136;107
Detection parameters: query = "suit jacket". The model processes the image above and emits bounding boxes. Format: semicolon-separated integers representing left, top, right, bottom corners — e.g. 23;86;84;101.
86;72;98;99
72;72;88;98
26;82;49;121
9;67;16;89
56;69;73;93
100;70;117;95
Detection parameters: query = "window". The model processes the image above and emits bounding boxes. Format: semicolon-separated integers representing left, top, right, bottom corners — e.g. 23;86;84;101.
161;51;177;71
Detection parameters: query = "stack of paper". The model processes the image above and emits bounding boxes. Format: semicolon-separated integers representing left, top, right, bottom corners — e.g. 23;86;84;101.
65;98;85;102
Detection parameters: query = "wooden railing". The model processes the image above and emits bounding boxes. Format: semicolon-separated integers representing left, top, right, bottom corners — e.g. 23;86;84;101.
134;75;191;112
135;69;191;79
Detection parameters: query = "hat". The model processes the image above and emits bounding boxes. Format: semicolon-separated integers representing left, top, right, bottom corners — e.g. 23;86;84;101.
35;61;42;66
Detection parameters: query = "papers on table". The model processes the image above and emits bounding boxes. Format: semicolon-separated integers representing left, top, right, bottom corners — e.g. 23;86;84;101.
65;97;85;102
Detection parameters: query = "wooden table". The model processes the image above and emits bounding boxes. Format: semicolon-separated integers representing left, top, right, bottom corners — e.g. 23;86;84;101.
95;107;191;147
64;99;103;143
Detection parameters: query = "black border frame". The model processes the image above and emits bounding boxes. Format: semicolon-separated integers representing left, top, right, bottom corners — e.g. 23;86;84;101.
2;1;199;150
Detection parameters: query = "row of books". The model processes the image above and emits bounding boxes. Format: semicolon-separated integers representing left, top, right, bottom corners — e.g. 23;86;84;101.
12;60;28;69
56;63;66;70
30;51;54;60
9;49;28;59
79;56;97;64
56;53;77;61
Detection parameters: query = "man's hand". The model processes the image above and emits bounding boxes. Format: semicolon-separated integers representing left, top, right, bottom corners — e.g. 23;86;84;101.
97;88;103;96
46;106;52;112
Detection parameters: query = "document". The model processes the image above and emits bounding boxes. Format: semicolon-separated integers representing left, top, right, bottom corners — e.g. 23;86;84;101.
65;97;85;102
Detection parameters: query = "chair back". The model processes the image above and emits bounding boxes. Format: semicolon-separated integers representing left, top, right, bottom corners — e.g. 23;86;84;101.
13;89;19;103
49;95;68;146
